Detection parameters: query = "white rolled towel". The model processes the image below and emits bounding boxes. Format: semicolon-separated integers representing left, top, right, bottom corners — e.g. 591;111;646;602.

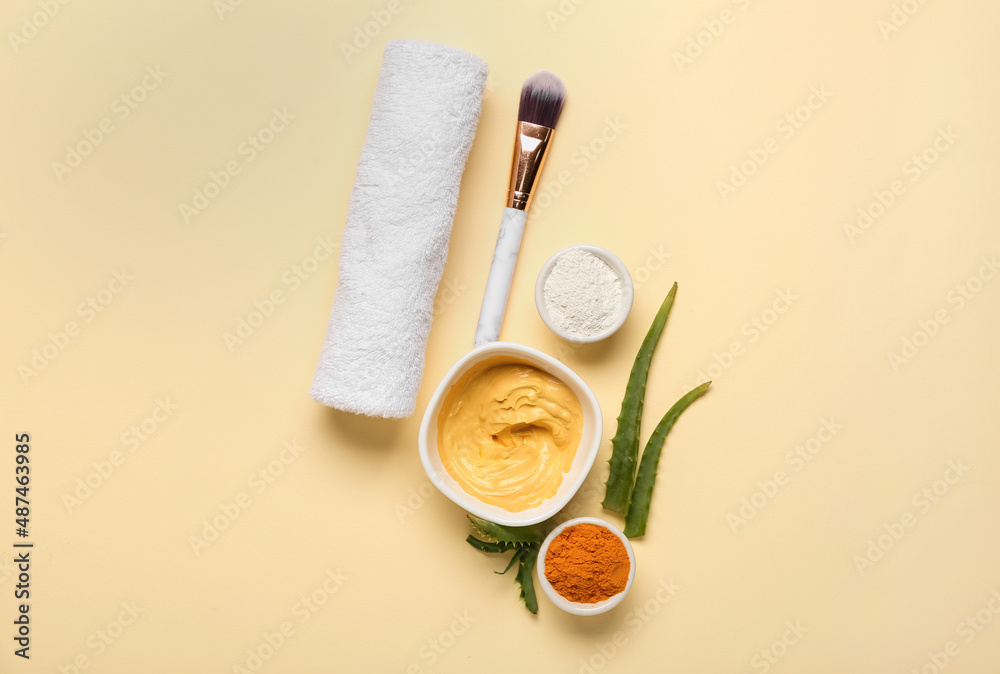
310;40;488;418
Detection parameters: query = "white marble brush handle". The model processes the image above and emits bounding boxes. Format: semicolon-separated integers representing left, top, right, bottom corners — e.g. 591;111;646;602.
474;206;528;346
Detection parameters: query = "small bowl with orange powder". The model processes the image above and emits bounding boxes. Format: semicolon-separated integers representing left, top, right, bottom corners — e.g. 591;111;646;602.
536;517;635;615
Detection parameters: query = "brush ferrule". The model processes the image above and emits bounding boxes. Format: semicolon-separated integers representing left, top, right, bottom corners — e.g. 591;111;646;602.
506;121;554;211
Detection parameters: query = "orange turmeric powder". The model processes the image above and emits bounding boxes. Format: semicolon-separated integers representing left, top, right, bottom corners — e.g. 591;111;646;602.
544;523;630;603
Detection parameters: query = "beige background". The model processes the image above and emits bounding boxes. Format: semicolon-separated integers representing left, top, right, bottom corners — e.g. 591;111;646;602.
3;0;999;672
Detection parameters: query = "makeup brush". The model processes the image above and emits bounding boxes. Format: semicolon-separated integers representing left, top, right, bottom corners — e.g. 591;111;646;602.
474;70;566;347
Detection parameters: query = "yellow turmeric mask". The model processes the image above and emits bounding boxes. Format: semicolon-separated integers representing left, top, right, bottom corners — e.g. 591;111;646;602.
437;356;583;512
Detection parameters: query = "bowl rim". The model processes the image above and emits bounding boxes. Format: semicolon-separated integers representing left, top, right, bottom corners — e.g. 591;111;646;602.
536;516;636;615
534;244;635;344
417;341;602;527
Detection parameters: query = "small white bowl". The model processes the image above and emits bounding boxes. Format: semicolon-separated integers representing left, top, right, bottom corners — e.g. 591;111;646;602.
418;342;602;527
535;244;634;344
536;517;636;615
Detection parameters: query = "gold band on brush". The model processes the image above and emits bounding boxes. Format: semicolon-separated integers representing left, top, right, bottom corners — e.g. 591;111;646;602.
506;121;554;211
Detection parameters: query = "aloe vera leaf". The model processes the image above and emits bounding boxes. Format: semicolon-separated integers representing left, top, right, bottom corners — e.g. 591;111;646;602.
467;518;547;614
516;544;540;614
602;283;679;514
466;536;517;554
495;548;523;575
468;516;545;545
623;381;711;538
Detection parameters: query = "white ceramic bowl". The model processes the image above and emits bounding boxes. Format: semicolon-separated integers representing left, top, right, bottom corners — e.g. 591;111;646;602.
417;341;602;526
536;517;636;616
535;244;634;343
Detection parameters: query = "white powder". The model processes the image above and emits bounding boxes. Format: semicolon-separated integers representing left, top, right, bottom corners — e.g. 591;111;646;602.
543;248;623;337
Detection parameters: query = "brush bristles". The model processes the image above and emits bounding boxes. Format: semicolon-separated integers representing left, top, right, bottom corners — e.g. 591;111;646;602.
518;70;566;129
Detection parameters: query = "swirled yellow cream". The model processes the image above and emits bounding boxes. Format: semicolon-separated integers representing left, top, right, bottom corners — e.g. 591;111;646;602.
437;356;583;512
